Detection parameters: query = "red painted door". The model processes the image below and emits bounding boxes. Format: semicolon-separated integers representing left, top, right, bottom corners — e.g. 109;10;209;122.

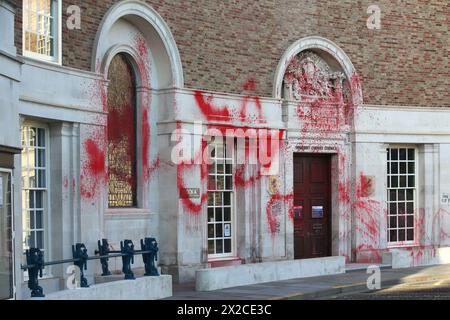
293;154;331;259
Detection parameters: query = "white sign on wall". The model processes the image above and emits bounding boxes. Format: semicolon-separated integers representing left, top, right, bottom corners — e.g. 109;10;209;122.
441;193;450;206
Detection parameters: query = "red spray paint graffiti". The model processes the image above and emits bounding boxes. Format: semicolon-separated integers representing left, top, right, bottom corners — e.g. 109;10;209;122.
266;193;294;235
80;137;106;199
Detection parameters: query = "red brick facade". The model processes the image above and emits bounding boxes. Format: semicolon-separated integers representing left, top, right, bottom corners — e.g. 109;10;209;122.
15;0;450;107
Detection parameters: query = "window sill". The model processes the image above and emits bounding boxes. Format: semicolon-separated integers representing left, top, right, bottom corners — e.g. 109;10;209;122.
387;243;420;249
22;54;61;67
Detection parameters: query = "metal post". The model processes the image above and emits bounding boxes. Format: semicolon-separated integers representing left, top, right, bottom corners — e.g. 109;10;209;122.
25;248;45;298
96;239;112;276
141;238;160;276
72;243;89;288
121;240;135;280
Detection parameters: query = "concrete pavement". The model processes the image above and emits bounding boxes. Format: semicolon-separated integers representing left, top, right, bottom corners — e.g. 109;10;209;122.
164;264;450;300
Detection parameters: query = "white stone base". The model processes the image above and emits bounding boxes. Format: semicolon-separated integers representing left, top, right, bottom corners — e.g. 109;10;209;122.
195;256;345;291
382;247;450;269
35;275;172;300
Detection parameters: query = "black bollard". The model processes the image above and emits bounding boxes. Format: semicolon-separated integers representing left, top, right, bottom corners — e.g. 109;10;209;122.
26;248;45;298
96;239;112;276
121;240;135;280
141;238;160;276
72;243;89;288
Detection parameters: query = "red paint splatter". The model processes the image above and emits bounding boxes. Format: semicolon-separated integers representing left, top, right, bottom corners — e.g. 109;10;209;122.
235;166;262;188
80;138;106;199
266;193;294;236
194;90;231;121
243;78;257;92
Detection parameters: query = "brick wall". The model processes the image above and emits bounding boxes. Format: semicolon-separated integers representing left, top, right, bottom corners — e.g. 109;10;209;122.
15;0;450;107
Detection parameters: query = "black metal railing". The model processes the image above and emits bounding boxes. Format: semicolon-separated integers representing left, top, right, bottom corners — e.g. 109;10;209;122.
21;237;160;298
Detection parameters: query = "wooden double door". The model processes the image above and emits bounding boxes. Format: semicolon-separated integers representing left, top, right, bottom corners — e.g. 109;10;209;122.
293;154;332;259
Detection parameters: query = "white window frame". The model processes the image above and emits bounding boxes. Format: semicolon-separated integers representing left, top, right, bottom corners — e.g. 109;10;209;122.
387;146;418;246
22;0;62;64
207;138;236;260
0;168;15;300
21;122;51;269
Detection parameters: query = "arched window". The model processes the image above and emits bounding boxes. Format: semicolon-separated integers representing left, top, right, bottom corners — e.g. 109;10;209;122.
107;53;137;208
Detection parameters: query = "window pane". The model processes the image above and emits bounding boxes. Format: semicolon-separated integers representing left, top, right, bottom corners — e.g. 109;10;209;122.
215;193;222;206
408;176;415;188
407;215;414;228
399;176;407;188
390;230;397;242
399;229;406;242
391;162;398;174
224;207;231;221
215;224;223;238
408;162;415;174
208;240;215;254
407;202;414;214
398;216;405;228
225;176;233;190
30;211;35;229
215;208;222;222
389;190;397;202
224;239;232;253
408;149;415;161
391;149;398;160
399;149;407;160
400;162;406;174
216;240;223;254
407;229;414;241
36;231;44;249
224;193;231;206
389;203;396;215
36;211;43;229
208;225;214;238
217;176;225;190
208;193;214;206
391;176;398;188
406;189;414;201
390;216;397;228
208;208;214;222
398;203;406;215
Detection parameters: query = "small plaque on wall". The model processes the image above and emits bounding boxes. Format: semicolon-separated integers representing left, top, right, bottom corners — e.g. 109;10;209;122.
442;193;450;205
185;188;201;199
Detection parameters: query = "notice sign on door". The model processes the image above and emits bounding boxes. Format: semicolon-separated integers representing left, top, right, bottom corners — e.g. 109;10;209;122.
0;177;3;208
312;206;324;219
224;224;231;237
294;206;303;219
